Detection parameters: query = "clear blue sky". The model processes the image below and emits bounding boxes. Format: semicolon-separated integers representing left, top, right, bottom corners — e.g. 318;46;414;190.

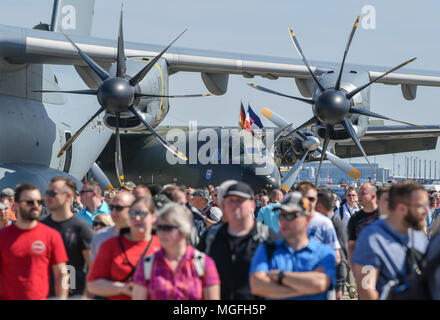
2;0;440;178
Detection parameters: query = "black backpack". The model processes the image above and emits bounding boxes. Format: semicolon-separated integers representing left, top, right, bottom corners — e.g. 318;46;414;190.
381;230;439;300
384;251;440;300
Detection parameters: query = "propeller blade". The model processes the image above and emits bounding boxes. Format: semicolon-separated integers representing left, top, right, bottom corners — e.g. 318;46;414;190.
323;151;361;181
58;26;110;81
341;118;375;172
57;107;105;158
315;128;330;186
116;1;127;78
335;16;360;90
90;162;114;192
247;83;315;105
281;150;308;192
33;89;98;95
261;107;290;128
346;57;416;99
129;29;187;86
136;93;214;99
349;107;425;128
128;105;188;161
288;26;325;92
284;116;318;139
114;112;125;187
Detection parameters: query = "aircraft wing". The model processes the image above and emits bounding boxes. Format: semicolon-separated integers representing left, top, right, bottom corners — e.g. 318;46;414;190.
333;125;440;158
2;25;440;95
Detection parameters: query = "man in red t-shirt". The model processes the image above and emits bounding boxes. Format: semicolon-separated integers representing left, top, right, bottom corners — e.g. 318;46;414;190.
0;183;69;300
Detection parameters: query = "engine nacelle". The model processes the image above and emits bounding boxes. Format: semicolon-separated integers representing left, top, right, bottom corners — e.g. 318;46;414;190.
102;58;170;132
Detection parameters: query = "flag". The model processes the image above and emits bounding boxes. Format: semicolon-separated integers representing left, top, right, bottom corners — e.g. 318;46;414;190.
239;102;246;129
247;105;264;133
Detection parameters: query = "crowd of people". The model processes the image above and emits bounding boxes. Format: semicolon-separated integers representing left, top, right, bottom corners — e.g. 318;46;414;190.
0;176;438;300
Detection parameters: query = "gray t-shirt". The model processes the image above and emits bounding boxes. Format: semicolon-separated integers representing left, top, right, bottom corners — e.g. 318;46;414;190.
352;218;428;295
308;212;341;251
89;226;118;262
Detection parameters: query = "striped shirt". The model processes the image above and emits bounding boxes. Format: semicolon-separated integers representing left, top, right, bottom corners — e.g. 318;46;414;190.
133;245;220;300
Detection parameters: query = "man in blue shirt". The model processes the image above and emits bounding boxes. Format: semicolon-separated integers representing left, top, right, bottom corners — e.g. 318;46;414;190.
249;192;336;300
256;189;283;233
352;181;429;299
76;181;110;227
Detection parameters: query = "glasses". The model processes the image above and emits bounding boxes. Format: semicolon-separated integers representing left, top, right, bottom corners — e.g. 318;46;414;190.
93;221;107;228
278;211;304;221
19;199;43;206
156;224;179;232
45;190;66;197
307;197;316;203
79;189;94;194
347;194;357;197
110;204;130;211
128;209;149;219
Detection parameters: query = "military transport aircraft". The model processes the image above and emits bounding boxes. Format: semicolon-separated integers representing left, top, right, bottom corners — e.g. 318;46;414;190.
2;0;440;193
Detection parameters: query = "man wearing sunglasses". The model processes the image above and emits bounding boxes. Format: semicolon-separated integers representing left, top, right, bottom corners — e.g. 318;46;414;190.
297;182;341;267
40;177;94;298
89;191;135;263
0;183;69;300
250;192;336;300
77;181;110;227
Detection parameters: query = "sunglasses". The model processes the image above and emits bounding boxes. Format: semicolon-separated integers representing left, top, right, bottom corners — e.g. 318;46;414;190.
110;204;130;211
128;209;149;219
93;221;107;228
46;190;66;197
79;189;94;194
278;211;305;221
307;197;316;203
156;224;179;232
20;199;43;206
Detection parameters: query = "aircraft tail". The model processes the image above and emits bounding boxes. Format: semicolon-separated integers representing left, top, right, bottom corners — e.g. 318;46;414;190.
50;0;95;36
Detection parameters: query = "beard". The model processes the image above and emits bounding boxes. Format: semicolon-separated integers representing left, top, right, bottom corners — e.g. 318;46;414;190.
404;209;425;231
18;206;41;222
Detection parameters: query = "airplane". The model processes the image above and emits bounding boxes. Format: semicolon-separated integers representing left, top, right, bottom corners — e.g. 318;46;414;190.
1;0;440;194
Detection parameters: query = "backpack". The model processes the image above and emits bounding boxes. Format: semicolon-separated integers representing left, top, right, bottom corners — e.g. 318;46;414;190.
378;225;431;300
143;249;206;280
204;221;270;256
383;250;440;300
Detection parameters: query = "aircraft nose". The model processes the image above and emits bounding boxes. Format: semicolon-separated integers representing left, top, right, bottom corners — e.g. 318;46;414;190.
241;160;281;192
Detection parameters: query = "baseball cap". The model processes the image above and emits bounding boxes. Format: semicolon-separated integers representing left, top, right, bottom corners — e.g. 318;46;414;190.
223;181;254;200
121;181;136;191
192;189;210;201
277;192;311;215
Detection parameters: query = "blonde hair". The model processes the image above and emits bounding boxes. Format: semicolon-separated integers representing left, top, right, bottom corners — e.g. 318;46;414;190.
93;213;114;227
157;203;193;236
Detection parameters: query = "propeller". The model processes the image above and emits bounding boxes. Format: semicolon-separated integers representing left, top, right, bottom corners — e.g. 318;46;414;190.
249;16;421;183
261;107;361;191
32;2;214;187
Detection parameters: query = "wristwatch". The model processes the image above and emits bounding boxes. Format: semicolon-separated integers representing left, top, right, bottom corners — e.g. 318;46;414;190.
278;270;284;285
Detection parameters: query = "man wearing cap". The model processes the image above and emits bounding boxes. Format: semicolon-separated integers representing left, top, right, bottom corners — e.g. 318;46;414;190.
197;181;280;300
249;192;336;300
190;188;223;225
